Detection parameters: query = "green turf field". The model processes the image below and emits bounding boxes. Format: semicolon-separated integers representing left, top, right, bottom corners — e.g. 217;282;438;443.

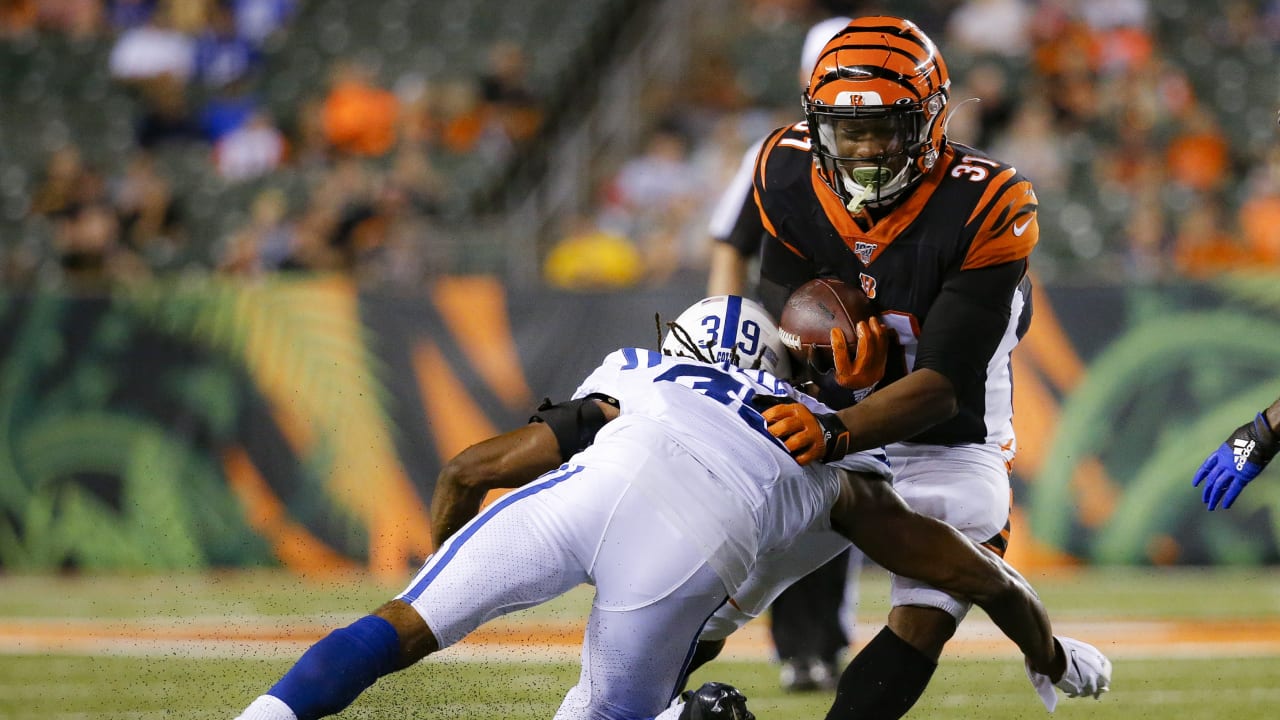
2;567;1279;719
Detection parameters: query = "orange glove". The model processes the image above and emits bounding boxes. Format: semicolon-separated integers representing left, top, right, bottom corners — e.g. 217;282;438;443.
762;402;852;465
830;318;888;391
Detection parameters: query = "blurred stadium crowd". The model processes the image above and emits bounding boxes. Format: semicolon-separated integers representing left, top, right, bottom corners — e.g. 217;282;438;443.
2;0;1280;292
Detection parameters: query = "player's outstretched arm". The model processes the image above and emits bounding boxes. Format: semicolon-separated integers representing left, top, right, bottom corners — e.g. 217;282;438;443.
430;398;621;548
827;471;1058;674
430;423;563;548
1193;396;1280;511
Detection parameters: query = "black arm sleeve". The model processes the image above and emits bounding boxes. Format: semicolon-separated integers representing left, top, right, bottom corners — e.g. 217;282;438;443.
530;394;620;463
914;259;1027;393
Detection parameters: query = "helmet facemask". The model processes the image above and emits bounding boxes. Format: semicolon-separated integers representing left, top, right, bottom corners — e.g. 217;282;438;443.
807;93;945;213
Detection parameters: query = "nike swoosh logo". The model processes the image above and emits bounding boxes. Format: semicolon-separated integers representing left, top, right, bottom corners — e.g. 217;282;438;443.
1012;215;1034;237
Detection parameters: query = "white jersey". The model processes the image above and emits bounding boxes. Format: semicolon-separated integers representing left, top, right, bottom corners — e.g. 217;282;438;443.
572;348;890;591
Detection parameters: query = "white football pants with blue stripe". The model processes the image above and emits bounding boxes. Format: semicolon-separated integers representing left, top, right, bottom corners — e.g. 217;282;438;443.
397;461;727;720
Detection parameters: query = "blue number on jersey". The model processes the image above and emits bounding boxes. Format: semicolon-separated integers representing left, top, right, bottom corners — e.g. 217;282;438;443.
653;363;786;450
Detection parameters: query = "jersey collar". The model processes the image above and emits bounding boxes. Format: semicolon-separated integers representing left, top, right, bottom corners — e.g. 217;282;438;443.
810;144;955;266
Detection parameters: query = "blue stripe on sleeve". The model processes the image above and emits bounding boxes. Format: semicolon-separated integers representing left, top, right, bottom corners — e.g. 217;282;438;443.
400;465;585;602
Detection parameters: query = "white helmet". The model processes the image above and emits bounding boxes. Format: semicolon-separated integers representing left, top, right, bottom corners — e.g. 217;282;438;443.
661;295;791;379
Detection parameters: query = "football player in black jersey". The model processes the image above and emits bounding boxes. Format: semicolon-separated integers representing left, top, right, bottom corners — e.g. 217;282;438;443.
753;16;1047;720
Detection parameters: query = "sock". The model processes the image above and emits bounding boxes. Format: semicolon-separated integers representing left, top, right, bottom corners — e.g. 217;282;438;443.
824;627;937;720
262;615;401;720
237;694;297;720
677;638;726;691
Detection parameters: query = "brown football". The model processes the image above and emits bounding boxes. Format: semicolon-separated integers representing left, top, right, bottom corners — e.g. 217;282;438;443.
778;278;876;366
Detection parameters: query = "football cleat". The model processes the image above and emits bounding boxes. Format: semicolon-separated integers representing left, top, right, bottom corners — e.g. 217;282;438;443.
678;682;756;720
1025;636;1112;711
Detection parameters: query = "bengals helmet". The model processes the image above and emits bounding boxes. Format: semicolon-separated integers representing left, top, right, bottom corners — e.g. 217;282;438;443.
804;17;950;212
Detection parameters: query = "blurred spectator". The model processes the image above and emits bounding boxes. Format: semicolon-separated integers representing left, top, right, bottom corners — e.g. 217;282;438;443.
108;6;196;84
1165;105;1231;195
232;0;295;49
950;59;1016;150
163;0;212;34
113;150;185;268
31;146;102;219
52;202;149;291
199;77;261;142
1172;199;1246;278
1122;174;1173;282
946;0;1031;58
288;95;333;170
435;77;510;162
193;2;261;89
106;0;156;32
989;95;1068;192
35;0;104;39
218;187;295;275
0;0;38;39
213;111;287;181
321;60;401;157
478;41;543;146
600;124;705;280
386;145;444;216
135;74;203;148
1238;146;1280;267
544;215;644;290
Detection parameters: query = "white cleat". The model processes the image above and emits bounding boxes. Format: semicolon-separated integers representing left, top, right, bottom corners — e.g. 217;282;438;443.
1025;636;1112;712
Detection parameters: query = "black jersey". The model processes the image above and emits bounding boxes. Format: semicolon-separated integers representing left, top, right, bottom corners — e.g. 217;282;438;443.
752;121;1038;447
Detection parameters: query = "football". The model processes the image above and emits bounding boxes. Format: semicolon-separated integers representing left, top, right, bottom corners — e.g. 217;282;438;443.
778;278;876;366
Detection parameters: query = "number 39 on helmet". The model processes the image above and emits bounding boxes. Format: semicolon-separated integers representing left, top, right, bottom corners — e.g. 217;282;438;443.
804;16;950;212
661;296;791;379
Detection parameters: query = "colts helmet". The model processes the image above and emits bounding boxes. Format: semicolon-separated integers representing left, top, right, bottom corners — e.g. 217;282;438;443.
804;16;950;211
661;295;791;379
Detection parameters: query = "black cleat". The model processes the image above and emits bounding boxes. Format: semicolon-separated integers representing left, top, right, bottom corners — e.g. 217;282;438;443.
678;681;756;720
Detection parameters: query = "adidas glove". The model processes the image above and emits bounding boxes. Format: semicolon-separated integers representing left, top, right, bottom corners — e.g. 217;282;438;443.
761;402;852;465
1193;412;1278;511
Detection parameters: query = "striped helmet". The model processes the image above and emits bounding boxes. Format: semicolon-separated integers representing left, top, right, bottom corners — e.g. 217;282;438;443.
661;296;791;379
804;16;950;211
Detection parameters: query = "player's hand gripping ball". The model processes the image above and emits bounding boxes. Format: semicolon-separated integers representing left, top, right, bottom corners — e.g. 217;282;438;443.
779;277;889;392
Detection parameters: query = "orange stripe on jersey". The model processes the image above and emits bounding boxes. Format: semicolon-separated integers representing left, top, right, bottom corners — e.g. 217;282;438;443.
811;144;955;265
961;179;1039;270
755;126;790;189
753;185;783;242
756;127;808;258
965;168;1018;226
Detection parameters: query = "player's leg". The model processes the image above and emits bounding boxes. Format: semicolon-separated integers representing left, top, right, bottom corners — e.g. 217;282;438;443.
554;482;729;720
690;516;853;686
824;459;1060;720
770;549;849;691
236;464;603;720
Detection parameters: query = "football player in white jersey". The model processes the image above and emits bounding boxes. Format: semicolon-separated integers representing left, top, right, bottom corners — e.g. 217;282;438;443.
234;296;1100;720
237;296;890;720
433;297;1110;716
